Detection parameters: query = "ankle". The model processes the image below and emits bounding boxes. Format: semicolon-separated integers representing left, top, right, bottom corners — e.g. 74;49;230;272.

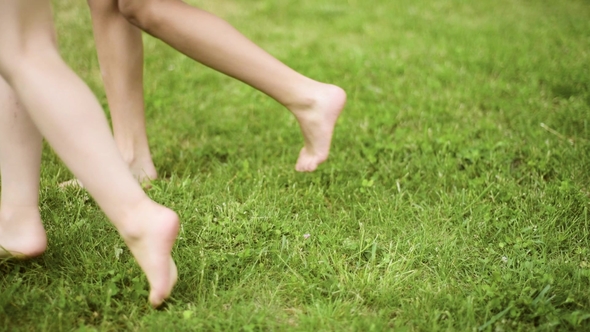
0;205;40;222
129;158;158;182
115;146;158;180
116;144;150;165
284;82;337;114
116;199;177;240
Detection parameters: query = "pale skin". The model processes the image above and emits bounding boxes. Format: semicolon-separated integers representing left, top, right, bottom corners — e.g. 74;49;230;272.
85;0;346;179
0;0;178;307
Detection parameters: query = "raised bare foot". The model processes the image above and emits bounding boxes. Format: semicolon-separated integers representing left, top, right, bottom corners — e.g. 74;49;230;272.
117;200;179;307
290;84;346;172
0;206;47;259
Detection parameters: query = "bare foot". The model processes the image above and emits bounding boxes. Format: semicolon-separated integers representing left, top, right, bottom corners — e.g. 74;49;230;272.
0;206;47;259
290;84;346;172
59;178;84;189
128;157;158;186
117;200;179;307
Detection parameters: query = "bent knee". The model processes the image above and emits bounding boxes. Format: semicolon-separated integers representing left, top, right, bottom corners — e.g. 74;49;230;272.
0;43;61;84
117;0;165;32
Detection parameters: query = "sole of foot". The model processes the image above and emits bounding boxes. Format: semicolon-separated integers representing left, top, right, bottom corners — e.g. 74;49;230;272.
294;84;347;172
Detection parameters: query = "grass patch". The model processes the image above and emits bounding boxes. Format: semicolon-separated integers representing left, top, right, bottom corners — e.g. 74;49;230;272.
1;0;590;330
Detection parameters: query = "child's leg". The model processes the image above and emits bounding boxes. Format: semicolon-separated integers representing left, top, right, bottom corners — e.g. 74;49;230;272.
0;76;46;259
87;0;156;182
0;0;177;307
117;0;346;172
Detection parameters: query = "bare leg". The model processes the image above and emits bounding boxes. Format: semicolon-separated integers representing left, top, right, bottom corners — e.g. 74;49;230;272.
0;0;177;307
0;76;46;259
117;0;346;172
87;0;156;183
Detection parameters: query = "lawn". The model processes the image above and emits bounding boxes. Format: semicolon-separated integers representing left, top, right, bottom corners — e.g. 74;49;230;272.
1;0;590;330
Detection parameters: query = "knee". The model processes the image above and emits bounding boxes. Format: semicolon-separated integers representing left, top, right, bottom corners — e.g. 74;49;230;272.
117;0;164;33
0;38;59;84
0;46;25;82
0;54;32;86
0;57;13;82
0;8;59;83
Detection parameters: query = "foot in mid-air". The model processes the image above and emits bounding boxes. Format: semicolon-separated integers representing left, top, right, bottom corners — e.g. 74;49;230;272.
116;199;179;307
290;83;346;172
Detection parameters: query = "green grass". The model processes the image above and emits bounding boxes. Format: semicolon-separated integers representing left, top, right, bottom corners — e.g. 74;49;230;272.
2;0;590;330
